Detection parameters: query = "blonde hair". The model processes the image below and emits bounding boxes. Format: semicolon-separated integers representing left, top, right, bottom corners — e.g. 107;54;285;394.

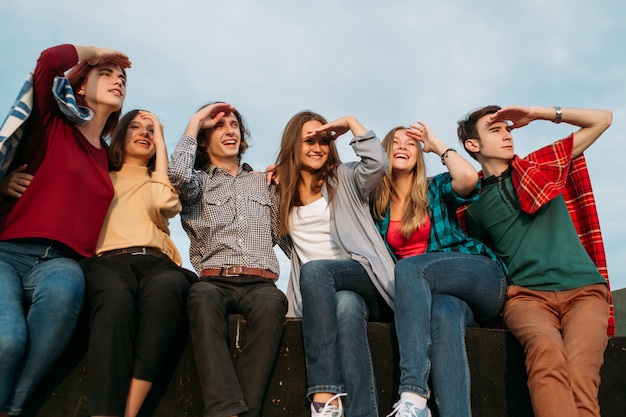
371;126;429;239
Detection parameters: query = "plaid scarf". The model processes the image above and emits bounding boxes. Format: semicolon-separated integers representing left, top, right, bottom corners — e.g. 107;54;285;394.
0;72;92;178
510;134;614;336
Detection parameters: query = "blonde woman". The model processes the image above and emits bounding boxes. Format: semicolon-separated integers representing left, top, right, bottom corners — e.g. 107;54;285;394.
371;123;507;417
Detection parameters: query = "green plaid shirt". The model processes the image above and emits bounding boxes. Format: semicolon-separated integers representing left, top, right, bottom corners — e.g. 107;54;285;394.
374;172;506;273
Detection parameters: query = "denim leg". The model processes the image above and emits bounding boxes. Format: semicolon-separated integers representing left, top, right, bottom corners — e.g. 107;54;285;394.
394;262;432;398
430;295;474;417
300;259;383;399
9;257;84;414
336;291;378;417
394;252;505;399
0;261;27;412
395;253;505;326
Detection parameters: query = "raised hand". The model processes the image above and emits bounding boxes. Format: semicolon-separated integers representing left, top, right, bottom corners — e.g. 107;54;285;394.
186;102;237;137
488;106;535;129
306;116;367;140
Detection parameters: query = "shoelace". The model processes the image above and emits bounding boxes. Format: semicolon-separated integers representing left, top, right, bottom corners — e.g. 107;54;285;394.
316;393;347;416
386;400;427;417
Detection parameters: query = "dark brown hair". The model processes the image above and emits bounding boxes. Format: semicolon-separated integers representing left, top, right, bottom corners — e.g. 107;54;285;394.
108;109;156;172
457;105;501;160
194;102;250;171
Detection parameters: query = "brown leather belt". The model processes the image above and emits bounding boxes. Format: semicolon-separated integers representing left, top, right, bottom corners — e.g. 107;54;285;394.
200;266;278;280
100;246;167;259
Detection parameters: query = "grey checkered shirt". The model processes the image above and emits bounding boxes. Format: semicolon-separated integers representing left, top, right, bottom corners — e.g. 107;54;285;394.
168;134;280;275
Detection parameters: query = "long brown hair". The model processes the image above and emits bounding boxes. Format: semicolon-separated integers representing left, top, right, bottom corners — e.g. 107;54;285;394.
66;62;126;139
275;110;341;236
371;126;429;239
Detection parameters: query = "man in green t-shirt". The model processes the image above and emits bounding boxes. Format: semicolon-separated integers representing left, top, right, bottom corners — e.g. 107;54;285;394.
457;105;612;417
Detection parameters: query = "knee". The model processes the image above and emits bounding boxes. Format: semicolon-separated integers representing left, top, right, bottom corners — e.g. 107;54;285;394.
0;327;27;360
394;258;424;290
300;262;327;290
431;296;472;334
91;289;135;323
187;282;222;315
336;291;368;322
250;291;288;321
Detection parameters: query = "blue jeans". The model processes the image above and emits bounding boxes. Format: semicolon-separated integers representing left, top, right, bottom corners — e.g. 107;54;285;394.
394;252;506;417
430;294;474;417
300;259;391;417
0;239;84;415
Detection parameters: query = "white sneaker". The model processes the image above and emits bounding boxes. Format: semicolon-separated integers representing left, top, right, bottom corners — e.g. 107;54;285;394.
386;400;432;417
311;393;347;417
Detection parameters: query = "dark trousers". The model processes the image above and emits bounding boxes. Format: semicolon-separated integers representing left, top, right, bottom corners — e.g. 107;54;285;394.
187;276;288;417
82;254;190;416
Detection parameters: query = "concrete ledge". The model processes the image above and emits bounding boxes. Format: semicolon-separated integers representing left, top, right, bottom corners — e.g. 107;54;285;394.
23;316;626;417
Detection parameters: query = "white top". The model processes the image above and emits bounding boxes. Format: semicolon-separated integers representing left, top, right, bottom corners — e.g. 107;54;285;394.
289;197;342;264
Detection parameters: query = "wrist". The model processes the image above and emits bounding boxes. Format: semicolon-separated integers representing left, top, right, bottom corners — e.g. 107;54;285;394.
552;106;562;124
440;148;457;165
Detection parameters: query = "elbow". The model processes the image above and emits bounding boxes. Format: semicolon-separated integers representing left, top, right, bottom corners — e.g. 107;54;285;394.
602;109;613;130
454;170;479;197
461;168;479;187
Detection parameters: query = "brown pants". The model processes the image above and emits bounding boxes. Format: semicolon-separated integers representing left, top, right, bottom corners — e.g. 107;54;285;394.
504;284;609;417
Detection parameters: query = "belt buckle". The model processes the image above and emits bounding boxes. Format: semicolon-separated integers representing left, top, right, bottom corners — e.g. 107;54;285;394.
131;247;147;256
223;266;244;277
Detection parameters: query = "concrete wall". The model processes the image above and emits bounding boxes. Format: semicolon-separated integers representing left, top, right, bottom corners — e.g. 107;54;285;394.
613;287;626;336
22;315;626;417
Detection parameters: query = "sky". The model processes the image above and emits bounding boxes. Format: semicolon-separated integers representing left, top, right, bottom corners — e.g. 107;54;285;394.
1;0;625;291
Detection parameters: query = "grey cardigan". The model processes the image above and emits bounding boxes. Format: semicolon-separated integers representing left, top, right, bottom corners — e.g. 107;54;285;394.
284;130;396;317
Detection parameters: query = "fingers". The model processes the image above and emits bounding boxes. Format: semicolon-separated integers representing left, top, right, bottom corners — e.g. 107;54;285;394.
207;103;236;119
264;164;279;185
86;48;132;69
0;165;33;198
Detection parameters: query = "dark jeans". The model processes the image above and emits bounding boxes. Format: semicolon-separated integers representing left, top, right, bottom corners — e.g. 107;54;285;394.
82;253;190;416
187;276;288;417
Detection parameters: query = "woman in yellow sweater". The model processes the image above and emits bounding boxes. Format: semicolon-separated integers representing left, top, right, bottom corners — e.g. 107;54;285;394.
80;110;193;417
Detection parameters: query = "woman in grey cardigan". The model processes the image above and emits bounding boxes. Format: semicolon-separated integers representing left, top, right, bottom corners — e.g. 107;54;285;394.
274;110;395;417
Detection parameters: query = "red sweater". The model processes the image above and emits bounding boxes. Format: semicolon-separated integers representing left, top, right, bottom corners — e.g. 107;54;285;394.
0;44;114;257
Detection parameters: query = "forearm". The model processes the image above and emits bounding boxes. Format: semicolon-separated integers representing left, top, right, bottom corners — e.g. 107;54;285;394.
440;147;478;196
558;107;612;157
346;116;367;138
153;144;169;174
168;135;201;201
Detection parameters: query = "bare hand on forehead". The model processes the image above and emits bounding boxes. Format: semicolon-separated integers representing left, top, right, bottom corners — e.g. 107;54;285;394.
488;106;534;129
196;103;237;130
307;116;366;140
85;47;132;69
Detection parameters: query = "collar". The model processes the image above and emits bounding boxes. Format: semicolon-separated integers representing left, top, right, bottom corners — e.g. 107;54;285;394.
481;166;512;188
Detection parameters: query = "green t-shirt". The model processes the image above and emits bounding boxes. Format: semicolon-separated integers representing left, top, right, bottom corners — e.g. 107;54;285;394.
466;170;605;290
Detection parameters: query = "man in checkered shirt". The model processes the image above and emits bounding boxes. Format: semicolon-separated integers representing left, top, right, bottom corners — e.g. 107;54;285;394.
169;102;288;417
